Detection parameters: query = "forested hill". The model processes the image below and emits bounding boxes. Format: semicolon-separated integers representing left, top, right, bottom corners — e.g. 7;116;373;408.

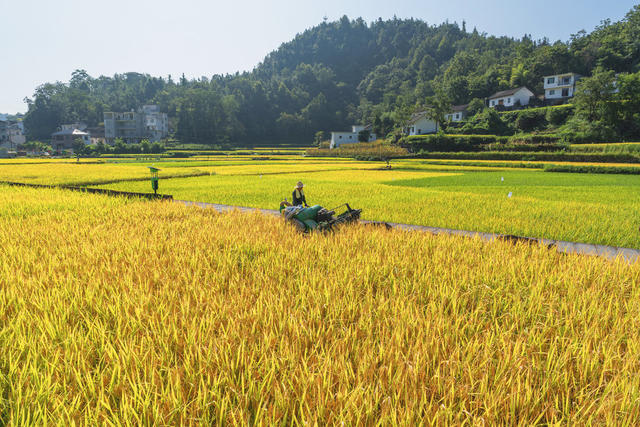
23;5;640;145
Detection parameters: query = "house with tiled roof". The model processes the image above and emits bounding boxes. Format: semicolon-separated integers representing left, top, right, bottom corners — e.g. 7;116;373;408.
488;87;534;108
402;111;438;136
330;125;376;148
51;128;91;152
444;104;469;122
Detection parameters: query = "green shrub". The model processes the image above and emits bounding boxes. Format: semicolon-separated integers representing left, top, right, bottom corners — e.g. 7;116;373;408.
546;106;574;126
508;134;563;144
544;165;640;174
561;117;620;143
460;109;511;136
305;141;408;159
401;134;506;152
514;110;547;132
497;105;576;132
486;143;568;152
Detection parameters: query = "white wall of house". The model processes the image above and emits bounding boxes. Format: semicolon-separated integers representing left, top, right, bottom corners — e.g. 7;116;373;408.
405;117;438;135
445;112;466;122
545;87;575;99
331;132;357;148
489;88;533;108
330;131;377;148
543;73;580;100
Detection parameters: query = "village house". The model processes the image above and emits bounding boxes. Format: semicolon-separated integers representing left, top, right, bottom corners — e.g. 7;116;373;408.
104;105;168;144
7;122;26;147
488;87;534;109
403;111;438;136
330;125;376;148
0;116;26;149
51;127;91;153
444;104;469;122
544;73;582;102
86;126;106;145
60;123;88;132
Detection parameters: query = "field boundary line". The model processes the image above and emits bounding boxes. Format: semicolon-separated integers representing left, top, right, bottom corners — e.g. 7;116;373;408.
0;181;173;200
176;200;640;264
0;171;209;188
216;167;379;176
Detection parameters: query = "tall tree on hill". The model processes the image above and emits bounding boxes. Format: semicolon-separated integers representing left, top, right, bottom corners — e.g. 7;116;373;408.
573;68;617;122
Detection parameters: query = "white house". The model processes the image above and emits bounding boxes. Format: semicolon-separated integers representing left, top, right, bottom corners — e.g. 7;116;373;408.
444;104;469;122
544;73;581;100
403;111;438;135
488;87;534;108
330;125;376;148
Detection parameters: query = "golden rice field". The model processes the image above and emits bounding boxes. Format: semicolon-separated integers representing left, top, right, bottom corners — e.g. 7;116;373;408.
100;165;640;249
0;162;210;186
1;185;639;424
2;156;640;248
0;158;100;165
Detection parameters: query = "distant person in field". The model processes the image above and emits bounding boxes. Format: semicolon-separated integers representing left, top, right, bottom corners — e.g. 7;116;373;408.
292;181;308;207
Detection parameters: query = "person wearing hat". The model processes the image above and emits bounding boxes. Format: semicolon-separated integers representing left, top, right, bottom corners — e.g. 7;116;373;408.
292;181;308;207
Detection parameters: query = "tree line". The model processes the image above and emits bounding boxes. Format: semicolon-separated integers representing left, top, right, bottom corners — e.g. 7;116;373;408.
22;5;640;145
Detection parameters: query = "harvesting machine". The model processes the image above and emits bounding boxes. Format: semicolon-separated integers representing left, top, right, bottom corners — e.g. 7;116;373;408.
279;202;363;232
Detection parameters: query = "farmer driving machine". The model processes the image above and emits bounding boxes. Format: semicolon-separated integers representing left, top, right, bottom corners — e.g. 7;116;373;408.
280;202;362;233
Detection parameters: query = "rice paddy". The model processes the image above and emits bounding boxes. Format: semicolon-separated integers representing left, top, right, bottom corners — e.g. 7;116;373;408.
83;158;640;249
1;185;639;424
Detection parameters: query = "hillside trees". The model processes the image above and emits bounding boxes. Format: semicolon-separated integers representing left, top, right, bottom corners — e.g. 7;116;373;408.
569;68;640;141
21;5;640;145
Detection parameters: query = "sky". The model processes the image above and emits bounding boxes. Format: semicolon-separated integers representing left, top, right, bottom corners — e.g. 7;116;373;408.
1;0;638;114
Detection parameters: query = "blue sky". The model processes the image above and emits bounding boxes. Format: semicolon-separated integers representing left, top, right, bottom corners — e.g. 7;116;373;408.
1;0;638;113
